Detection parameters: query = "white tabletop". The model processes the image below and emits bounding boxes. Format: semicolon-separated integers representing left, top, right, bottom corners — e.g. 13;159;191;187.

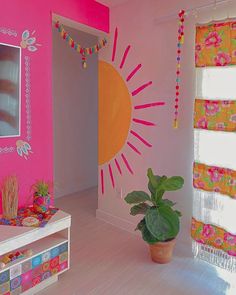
0;210;71;255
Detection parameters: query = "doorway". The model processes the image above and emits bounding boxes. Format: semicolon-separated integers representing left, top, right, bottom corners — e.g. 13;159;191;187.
52;16;99;199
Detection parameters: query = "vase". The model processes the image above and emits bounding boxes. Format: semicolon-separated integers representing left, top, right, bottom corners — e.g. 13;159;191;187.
149;239;176;264
33;194;50;214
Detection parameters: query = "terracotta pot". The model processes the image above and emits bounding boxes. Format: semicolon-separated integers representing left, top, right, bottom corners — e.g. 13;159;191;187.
149;239;176;264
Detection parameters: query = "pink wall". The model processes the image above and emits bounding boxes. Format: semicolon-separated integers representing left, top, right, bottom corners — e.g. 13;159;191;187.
0;0;109;212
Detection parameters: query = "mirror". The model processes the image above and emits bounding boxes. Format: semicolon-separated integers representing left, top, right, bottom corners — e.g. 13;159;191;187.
0;43;21;137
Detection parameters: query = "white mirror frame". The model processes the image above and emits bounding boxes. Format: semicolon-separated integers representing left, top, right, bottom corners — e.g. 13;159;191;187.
0;42;21;138
0;27;32;155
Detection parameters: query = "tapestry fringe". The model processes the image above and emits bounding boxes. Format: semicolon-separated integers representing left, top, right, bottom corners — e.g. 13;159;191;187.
192;240;236;272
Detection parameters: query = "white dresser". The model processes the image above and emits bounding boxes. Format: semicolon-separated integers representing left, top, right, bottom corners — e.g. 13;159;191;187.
0;210;71;295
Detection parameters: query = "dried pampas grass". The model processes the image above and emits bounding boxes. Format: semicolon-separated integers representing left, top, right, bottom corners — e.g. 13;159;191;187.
1;176;18;219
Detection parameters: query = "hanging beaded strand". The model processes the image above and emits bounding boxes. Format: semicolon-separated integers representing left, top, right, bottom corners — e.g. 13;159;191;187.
55;21;107;69
173;10;185;129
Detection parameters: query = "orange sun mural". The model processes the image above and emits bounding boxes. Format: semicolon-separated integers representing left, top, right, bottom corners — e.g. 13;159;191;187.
99;27;165;194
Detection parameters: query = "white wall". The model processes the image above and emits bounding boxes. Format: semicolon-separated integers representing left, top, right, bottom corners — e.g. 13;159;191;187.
97;0;236;243
53;25;98;198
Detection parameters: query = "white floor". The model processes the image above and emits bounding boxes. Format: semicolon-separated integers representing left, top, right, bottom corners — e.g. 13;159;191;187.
38;187;235;295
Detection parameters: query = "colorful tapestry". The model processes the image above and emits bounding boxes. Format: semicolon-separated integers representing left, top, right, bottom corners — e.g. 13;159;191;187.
0;207;58;228
196;21;236;67
0;242;68;294
192;218;236;256
193;19;236;269
194;99;236;132
193;162;236;198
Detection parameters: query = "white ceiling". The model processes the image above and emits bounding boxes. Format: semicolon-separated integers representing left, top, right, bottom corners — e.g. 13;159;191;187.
96;0;130;7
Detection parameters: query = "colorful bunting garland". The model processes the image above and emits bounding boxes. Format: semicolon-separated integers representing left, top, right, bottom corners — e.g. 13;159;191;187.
55;21;107;69
173;10;185;129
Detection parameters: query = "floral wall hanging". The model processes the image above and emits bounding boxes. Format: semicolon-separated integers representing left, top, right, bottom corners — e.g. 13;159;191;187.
193;19;236;272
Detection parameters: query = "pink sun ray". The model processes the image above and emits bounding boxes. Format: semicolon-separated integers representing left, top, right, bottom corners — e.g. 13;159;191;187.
114;158;122;175
126;64;142;82
130;130;152;147
132;81;152;97
132;118;156;126
127;141;142;155
100;169;104;195
120;45;131;69
134;101;165;109
112;27;118;62
121;153;134;175
108;163;115;188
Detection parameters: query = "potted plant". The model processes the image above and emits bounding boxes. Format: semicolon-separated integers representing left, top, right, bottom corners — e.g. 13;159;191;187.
124;168;184;263
31;180;51;214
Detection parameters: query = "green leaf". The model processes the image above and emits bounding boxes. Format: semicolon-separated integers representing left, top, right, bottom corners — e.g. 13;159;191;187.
147;168;161;190
175;210;182;217
135;218;145;231
162;176;184;191
130;203;150;216
124;191;151;204
139;219;159;244
145;206;180;241
148;177;161;194
152;189;165;205
141;225;159;244
159;199;176;207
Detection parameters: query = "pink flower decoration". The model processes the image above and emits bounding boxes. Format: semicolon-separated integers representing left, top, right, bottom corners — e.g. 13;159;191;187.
215;23;225;28
222;101;231;107
207;167;224;182
193;172;200;179
233;50;236;57
229;179;236;186
193;180;205;189
214;237;223;246
197;118;208;129
192;223;197;230
214;187;220;193
230;114;236;122
224;232;236;245
231;22;236;29
216;123;225;130
196;239;205;244
202;224;215;238
204;101;220;116
227;250;236;257
195;44;202;51
214;52;231;66
205;32;222;48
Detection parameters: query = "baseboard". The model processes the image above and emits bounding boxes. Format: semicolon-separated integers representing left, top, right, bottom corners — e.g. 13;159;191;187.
96;209;139;235
55;185;98;199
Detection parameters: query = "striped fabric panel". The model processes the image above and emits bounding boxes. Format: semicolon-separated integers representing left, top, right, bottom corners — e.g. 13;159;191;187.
194;99;236;132
193;162;236;198
191;217;236;256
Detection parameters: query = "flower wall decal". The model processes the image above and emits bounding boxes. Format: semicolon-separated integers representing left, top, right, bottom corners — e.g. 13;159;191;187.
16;140;33;160
20;30;41;52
